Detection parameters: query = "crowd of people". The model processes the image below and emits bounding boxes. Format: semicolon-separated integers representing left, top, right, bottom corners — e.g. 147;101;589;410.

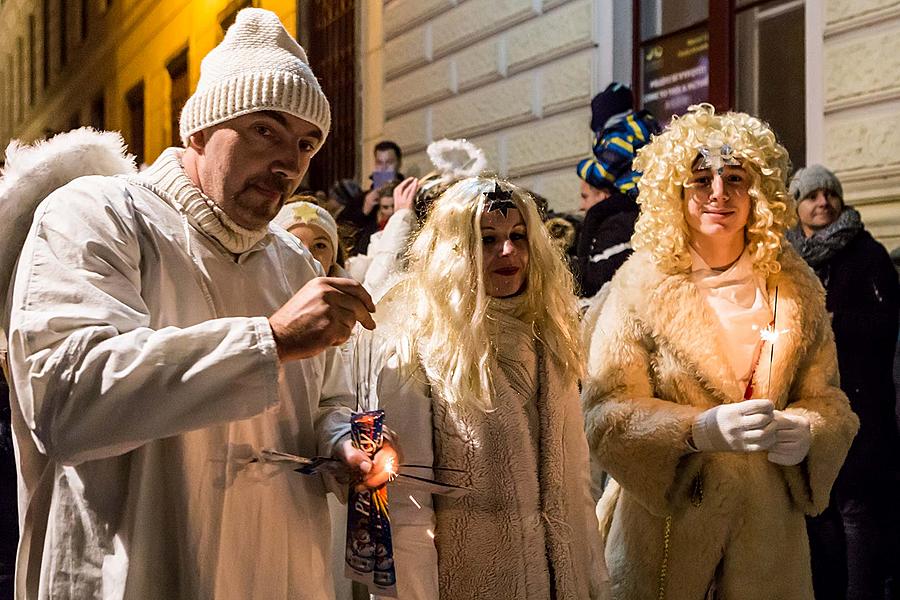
0;7;898;600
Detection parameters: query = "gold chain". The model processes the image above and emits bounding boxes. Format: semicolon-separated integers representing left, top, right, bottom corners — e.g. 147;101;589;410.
657;515;673;600
658;474;703;599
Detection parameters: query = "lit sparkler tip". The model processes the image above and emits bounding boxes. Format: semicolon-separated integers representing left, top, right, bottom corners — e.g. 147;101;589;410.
409;495;422;509
759;327;790;343
426;529;435;539
385;455;398;482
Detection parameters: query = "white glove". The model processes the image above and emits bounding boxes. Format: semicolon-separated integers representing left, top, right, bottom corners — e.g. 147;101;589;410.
691;399;776;453
766;410;811;466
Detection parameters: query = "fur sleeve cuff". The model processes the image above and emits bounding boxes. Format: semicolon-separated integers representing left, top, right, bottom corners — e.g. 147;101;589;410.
587;395;704;516
780;396;859;515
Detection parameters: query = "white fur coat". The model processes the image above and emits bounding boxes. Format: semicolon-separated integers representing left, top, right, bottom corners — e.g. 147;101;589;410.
584;247;858;600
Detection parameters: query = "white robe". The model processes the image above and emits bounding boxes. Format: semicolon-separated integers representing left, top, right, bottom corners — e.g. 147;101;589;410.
5;153;354;599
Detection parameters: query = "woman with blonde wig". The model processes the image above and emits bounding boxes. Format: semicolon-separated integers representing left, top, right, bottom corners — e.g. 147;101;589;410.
584;104;859;599
371;177;606;599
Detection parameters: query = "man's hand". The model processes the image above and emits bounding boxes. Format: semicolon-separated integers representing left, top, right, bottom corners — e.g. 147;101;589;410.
691;399;777;453
363;188;380;216
392;177;418;212
335;438;401;491
766;410;811;466
268;277;376;362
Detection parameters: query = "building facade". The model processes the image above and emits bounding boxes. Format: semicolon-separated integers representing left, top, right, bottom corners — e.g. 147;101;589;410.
1;0;899;249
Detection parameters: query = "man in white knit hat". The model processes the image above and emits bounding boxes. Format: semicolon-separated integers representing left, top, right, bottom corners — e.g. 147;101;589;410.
2;8;394;599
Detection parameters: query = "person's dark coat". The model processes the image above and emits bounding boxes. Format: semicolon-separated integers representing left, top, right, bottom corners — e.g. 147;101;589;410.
575;192;638;298
811;228;900;485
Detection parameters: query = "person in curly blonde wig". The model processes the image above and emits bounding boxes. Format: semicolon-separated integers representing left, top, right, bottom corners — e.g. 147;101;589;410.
371;177;606;599
583;104;858;599
632;103;795;275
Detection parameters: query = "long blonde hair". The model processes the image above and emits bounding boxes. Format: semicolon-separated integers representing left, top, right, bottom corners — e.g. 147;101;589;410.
393;177;582;411
632;104;796;276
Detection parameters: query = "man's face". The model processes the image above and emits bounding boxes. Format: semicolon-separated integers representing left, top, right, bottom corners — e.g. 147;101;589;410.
797;188;842;235
191;111;322;229
374;149;400;173
579;180;611;212
684;165;752;244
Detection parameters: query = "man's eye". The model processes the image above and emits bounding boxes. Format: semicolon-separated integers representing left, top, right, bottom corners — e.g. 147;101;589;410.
299;140;316;152
255;126;273;137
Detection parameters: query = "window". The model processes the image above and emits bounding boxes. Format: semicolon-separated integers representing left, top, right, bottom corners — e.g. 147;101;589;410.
734;0;805;168
633;0;806;167
125;82;145;165
166;49;189;148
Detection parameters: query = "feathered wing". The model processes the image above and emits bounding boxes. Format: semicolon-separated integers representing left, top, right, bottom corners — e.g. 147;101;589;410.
0;128;137;318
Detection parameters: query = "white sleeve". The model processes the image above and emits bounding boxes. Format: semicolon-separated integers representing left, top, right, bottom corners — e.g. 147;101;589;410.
7;181;282;465
315;344;355;458
375;353;439;600
363;209;415;303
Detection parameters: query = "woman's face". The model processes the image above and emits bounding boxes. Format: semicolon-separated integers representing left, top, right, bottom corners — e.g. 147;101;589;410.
480;207;529;298
289;223;335;274
684;164;752;246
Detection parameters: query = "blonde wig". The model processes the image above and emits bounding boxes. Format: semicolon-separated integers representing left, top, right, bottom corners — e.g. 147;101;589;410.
632;103;796;276
393;177;582;411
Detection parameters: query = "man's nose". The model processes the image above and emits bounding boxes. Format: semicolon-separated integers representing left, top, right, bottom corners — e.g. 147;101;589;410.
709;174;727;201
272;144;305;180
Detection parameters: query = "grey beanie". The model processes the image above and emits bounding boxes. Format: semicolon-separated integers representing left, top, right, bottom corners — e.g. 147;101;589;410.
789;164;843;202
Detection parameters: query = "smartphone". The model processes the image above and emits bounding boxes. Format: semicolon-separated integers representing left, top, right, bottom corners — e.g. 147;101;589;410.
370;170;396;189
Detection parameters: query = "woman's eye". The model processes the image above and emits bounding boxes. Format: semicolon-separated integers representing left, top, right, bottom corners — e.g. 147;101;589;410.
481;236;496;245
690;177;711;187
727;175;746;184
314;242;328;251
510;232;527;241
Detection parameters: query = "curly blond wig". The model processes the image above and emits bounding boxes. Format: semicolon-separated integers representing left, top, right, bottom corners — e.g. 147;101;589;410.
632;103;796;275
392;177;583;411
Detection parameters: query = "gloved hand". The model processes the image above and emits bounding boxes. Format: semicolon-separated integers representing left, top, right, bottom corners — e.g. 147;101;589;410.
691;399;776;452
766;410;811;466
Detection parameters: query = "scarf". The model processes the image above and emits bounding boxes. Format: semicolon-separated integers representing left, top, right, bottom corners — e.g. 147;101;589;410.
139;149;270;254
786;206;863;269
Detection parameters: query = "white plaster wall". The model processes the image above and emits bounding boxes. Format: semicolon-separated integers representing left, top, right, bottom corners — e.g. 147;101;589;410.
823;0;900;251
364;0;628;213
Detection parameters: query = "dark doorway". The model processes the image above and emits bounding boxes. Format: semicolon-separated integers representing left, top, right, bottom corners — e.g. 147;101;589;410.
305;0;357;192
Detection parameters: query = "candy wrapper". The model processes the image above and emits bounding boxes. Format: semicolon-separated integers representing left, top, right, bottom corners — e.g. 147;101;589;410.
345;410;397;597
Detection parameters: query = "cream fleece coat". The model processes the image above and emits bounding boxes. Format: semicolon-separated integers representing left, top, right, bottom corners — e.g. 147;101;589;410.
584;247;858;600
376;302;606;599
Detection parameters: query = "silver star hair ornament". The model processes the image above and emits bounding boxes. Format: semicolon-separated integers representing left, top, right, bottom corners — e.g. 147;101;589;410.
483;183;516;217
698;140;740;175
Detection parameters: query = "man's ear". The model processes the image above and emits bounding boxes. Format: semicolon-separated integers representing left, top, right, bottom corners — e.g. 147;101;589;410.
187;130;207;152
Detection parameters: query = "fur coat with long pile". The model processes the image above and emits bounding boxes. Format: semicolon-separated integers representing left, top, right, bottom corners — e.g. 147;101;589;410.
374;300;606;599
584;247;858;600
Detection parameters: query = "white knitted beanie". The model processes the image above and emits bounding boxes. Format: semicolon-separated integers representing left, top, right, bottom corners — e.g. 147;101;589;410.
179;8;331;148
274;200;339;261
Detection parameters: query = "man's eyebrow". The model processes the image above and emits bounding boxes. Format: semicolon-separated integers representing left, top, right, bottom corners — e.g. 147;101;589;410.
257;111;323;140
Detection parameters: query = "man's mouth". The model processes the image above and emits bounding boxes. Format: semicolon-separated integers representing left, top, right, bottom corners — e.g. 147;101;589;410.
252;184;282;202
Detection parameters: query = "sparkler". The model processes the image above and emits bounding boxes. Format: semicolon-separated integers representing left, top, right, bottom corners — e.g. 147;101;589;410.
763;286;780;398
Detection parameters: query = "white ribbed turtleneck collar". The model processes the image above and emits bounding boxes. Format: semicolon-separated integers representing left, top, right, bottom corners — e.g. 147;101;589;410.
139;148;270;254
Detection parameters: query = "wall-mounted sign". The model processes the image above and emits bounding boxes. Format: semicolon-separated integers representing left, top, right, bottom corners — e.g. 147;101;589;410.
641;27;709;124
